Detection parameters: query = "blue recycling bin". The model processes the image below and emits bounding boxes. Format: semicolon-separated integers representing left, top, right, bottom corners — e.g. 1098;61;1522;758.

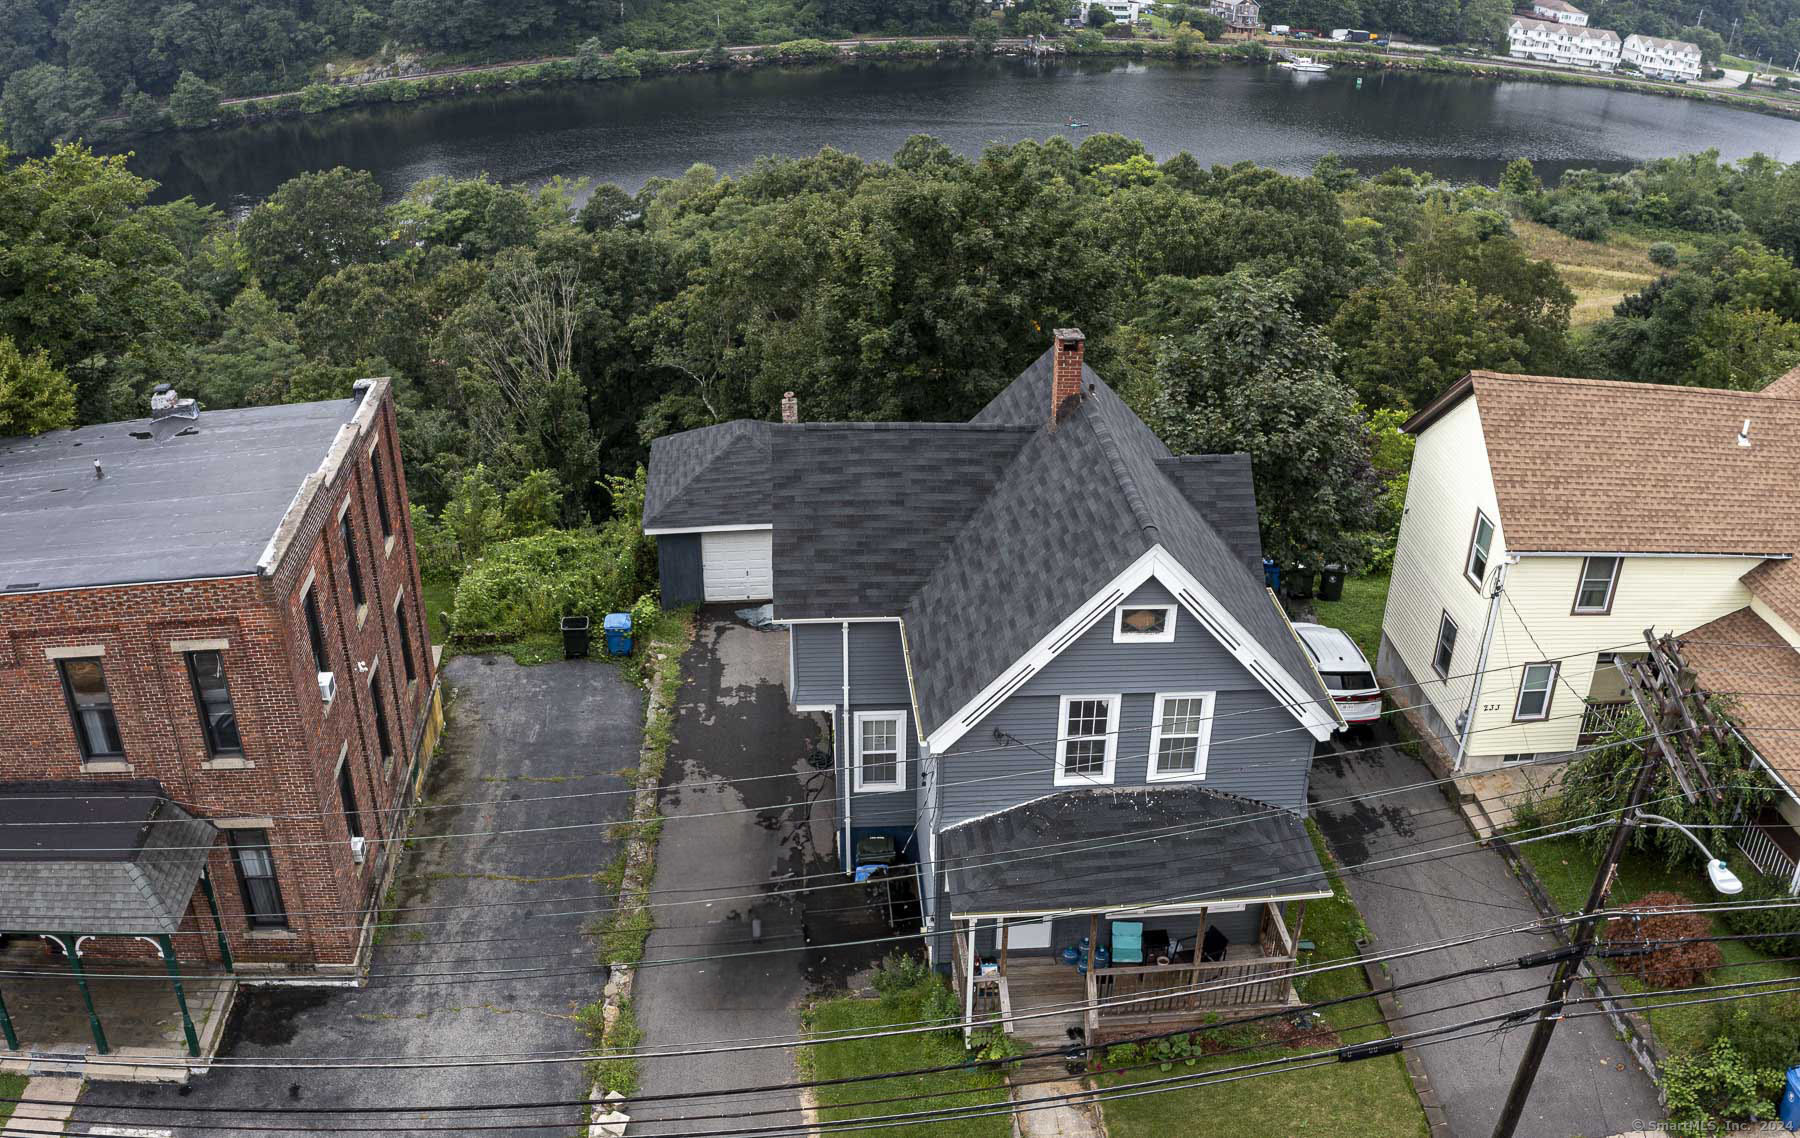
1263;558;1281;591
603;612;634;657
1781;1065;1800;1130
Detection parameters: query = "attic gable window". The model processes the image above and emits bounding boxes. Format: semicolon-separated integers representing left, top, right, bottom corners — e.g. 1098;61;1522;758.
1113;604;1176;644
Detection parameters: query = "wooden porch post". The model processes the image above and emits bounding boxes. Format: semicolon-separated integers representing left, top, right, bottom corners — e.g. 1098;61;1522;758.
158;934;201;1058
1187;909;1208;1009
963;918;978;1043
1086;913;1100;1042
999;921;1009;976
1291;900;1309;950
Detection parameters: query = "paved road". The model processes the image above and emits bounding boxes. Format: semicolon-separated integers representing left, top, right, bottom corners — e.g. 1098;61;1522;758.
628;610;877;1134
1310;728;1663;1138
73;654;641;1137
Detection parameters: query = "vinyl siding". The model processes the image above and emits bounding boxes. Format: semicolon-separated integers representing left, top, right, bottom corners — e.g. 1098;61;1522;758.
1379;395;1505;748
848;704;918;827
790;622;842;707
938;580;1312;825
1462;554;1757;766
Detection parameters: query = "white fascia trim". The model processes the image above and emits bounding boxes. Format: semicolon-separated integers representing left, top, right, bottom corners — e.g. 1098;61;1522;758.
794;704;837;713
924;545;1335;755
950;888;1334;921
642;523;774;536
776;616;901;625
1510;550;1790;559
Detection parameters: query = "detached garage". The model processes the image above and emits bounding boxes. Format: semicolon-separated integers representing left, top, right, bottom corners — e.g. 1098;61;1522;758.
642;420;775;607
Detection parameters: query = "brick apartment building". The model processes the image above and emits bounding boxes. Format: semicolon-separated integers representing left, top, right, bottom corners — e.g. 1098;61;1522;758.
0;378;443;984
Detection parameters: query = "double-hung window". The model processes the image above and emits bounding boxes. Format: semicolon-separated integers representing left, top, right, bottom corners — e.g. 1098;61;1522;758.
1055;695;1119;786
60;658;123;760
852;711;905;792
1432;612;1458;678
337;759;363;841
341;514;366;611
187;650;243;756
1513;662;1559;721
369;446;394;543
303;588;331;674
1148;692;1214;782
229;830;288;929
1573;556;1621;614
396;598;418;687
369;671;395;768
1465;510;1496;590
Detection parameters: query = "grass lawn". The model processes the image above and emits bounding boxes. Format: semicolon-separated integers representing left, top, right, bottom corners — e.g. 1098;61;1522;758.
1515;835;1800;1053
1313;571;1390;666
1097;824;1427;1138
419;575;455;645
0;1074;23;1125
802;981;1011;1138
1725;52;1796;76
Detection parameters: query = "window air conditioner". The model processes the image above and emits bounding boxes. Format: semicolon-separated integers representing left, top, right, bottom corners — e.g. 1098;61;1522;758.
351;835;366;863
318;671;338;703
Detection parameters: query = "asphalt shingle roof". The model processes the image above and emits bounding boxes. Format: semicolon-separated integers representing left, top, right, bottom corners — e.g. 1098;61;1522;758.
642;420;771;531
1681;608;1800;794
938;786;1328;916
0;399;358;592
644;345;1324;737
771;424;1034;618
0;781;216;935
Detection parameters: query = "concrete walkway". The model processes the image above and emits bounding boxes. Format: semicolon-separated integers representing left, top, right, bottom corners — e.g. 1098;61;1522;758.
1;1076;77;1136
627;612;837;1133
1310;729;1663;1138
1011;1077;1104;1137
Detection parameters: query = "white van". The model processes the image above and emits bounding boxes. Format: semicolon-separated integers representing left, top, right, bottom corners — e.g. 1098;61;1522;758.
1270;23;1291;34
1330;28;1350;39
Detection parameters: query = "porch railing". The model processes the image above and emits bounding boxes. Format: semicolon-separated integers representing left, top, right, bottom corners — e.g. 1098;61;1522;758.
1086;955;1295;1028
1578;701;1633;743
1736;824;1800;890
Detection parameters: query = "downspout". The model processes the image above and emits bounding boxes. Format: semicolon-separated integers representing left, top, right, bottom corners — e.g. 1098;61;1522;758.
842;620;852;877
1454;556;1514;772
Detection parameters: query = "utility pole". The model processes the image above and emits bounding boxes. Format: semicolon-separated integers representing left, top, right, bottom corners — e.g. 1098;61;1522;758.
1489;631;1713;1138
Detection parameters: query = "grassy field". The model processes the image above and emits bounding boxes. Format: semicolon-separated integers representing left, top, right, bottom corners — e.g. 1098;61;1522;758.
1516;835;1800;1052
420;575;455;645
1313;572;1390;666
1725;52;1796;77
1514;219;1670;326
802;979;1011;1138
1097;825;1427;1138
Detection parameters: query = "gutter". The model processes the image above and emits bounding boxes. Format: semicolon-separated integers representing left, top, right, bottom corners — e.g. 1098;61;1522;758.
1454;555;1513;772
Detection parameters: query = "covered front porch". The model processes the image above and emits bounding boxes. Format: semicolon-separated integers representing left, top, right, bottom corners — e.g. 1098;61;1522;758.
0;781;238;1081
937;784;1330;1049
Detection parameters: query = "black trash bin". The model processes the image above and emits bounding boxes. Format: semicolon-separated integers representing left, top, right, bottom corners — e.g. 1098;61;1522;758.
1284;564;1316;600
1319;564;1346;602
560;615;592;659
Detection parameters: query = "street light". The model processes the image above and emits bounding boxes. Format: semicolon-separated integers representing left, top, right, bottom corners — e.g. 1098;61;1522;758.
1635;812;1744;894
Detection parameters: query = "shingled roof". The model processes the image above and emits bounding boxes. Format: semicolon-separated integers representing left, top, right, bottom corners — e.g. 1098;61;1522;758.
0;781;216;935
644;344;1328;740
1681;608;1800;793
939;785;1328;916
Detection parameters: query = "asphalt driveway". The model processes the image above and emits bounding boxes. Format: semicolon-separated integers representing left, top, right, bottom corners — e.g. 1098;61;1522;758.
1310;727;1663;1138
73;653;641;1137
628;610;877;1134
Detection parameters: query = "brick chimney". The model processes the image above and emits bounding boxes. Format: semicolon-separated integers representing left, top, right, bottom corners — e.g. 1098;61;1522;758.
781;391;799;424
1051;328;1086;422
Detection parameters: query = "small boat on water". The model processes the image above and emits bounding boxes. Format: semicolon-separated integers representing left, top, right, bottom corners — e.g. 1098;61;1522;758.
1278;55;1331;72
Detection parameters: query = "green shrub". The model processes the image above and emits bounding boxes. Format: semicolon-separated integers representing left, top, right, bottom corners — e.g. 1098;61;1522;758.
772;38;841;62
1663;1037;1785;1128
1648;241;1679;268
451;529;650;643
1719;870;1800;955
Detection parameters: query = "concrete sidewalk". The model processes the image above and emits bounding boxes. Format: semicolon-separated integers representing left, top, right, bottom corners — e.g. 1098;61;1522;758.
1310;729;1664;1138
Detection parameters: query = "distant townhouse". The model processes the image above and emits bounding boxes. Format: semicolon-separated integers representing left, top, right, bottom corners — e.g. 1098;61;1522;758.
1623;33;1703;80
1508;15;1621;69
1098;0;1148;22
0;380;444;1015
1530;0;1588;26
1210;0;1262;32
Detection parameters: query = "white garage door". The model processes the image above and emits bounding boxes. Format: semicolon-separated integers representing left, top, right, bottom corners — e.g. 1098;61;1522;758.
701;530;773;602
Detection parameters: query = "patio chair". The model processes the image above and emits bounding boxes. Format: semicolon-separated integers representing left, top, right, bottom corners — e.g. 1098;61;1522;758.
1111;921;1144;965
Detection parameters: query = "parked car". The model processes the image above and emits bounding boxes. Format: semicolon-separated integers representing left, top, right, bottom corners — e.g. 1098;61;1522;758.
1292;30;1313;38
1293;622;1382;729
1374;37;1390;46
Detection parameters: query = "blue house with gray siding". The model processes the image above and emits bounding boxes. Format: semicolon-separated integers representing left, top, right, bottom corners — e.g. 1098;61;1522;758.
646;330;1342;1042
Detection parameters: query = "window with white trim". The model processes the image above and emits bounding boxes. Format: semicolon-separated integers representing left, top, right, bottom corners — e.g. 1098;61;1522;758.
1513;662;1558;721
853;711;905;792
1113;605;1176;643
1148;692;1215;781
1055;695;1119;785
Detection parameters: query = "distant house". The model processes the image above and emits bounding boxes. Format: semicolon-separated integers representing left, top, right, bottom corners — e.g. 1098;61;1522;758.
645;331;1341;1045
1623;33;1703;80
1098;0;1149;21
1530;0;1589;26
1508;15;1620;69
1210;0;1262;32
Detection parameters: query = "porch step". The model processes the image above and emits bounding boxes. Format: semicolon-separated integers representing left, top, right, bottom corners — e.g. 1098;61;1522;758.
24;1052;84;1077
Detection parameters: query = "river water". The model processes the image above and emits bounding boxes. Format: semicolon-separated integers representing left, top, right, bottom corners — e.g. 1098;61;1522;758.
122;57;1800;208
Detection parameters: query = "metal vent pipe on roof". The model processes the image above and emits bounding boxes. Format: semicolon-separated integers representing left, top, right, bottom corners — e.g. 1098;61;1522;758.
1738;419;1752;448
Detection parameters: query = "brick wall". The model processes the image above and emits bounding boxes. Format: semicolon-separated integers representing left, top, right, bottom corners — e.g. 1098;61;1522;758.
0;383;437;971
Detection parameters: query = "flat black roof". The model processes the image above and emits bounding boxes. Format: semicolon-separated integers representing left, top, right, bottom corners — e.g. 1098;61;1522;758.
0;398;357;593
0;780;164;862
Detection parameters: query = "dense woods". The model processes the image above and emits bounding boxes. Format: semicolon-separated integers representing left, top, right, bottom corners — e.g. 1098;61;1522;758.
5;132;1798;580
